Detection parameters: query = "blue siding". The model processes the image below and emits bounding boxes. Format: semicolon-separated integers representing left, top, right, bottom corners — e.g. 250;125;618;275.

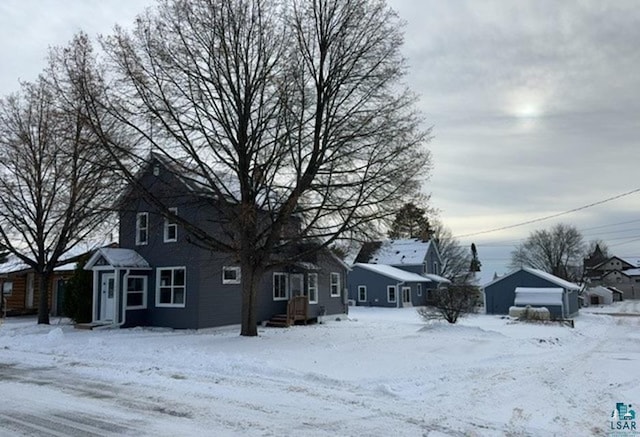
483;269;579;317
114;158;347;329
347;266;436;308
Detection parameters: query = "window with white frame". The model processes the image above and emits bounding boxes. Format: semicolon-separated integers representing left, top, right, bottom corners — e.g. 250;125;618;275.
358;285;367;302
2;281;13;296
136;212;149;245
307;273;318;304
417;284;422;297
387;285;397;303
330;272;340;297
126;276;147;309
222;266;241;284
273;273;288;301
432;262;439;275
164;208;178;242
156;267;186;307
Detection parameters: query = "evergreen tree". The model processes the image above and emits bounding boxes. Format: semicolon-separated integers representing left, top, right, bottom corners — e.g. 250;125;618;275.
469;243;482;272
388;203;433;240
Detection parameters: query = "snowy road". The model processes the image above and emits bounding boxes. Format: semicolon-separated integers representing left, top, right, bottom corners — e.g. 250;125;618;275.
1;304;639;436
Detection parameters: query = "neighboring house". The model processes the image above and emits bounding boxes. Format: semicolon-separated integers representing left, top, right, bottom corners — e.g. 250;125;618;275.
0;255;84;317
84;155;349;329
348;238;449;307
482;267;580;318
584;255;640;299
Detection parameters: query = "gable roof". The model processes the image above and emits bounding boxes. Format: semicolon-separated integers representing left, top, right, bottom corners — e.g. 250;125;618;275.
85;248;151;270
592;255;640;271
482;267;580;291
355;238;435;265
353;263;434;283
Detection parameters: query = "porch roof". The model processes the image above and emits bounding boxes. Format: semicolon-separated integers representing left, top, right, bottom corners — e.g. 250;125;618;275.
85;248;151;270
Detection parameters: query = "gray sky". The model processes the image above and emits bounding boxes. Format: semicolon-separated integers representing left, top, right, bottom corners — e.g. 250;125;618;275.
1;0;639;280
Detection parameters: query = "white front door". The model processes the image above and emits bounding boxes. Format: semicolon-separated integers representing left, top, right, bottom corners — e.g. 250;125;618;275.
26;273;34;308
100;273;116;321
402;286;412;306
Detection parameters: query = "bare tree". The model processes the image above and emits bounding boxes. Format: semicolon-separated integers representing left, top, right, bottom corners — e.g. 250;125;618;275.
92;0;431;336
0;34;120;324
417;283;479;324
509;223;585;281
432;221;471;282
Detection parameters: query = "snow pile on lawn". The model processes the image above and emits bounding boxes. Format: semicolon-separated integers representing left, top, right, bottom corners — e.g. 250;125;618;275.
1;306;638;436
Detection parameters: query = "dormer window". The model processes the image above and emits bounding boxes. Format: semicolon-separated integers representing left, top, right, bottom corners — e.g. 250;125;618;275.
164;207;178;243
136;212;149;245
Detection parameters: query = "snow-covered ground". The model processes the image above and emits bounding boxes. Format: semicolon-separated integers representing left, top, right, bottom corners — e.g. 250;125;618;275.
1;303;638;436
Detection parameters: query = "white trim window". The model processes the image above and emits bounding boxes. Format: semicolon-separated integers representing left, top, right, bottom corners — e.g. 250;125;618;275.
387;285;397;303
126;276;147;309
222;266;241;284
273;273;288;301
307;273;318;304
432;262;439;275
2;281;13;296
358;285;367;302
156;267;186;307
136;212;149;245
164;207;178;242
330;272;340;297
417;284;422;297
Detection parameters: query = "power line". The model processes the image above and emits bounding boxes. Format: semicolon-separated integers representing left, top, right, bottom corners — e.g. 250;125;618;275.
454;187;640;239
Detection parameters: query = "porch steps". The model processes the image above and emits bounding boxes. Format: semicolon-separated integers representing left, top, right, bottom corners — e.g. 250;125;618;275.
265;314;318;328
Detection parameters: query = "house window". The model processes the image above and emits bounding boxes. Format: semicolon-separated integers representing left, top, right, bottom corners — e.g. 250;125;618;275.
358;285;367;302
307;273;318;304
126;276;147;309
2;281;13;296
136;212;149;245
387;285;397;303
330;273;340;297
432;262;439;275
164;208;178;242
222;266;241;284
417;284;422;297
156;267;186;307
273;273;288;301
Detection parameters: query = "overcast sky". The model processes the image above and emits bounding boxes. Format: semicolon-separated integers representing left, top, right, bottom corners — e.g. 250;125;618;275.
1;0;639;280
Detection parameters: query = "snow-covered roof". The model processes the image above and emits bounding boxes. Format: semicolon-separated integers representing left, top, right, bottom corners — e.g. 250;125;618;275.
514;287;564;306
585;286;612;297
353;263;434;283
622;257;640;268
367;239;432;265
482;267;580;290
85;248;150;270
621;268;640;276
423;273;451;284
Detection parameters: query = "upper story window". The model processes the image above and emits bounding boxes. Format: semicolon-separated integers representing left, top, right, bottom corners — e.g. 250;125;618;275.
222;266;241;284
330;272;340;297
136;212;149;246
432;262;439;275
156;267;186;307
164;208;178;243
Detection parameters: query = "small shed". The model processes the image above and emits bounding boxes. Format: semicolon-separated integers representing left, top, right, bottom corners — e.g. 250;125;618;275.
482;267;580;318
584;286;614;305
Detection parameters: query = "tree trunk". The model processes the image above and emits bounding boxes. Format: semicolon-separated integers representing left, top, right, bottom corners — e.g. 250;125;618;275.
240;264;263;336
37;272;51;324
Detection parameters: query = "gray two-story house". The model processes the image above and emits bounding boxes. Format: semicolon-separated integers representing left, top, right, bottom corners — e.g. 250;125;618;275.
347;239;449;307
85;156;349;329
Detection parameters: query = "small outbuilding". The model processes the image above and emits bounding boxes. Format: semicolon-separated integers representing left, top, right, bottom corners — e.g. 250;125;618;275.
584;286;615;305
482;267;580;318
